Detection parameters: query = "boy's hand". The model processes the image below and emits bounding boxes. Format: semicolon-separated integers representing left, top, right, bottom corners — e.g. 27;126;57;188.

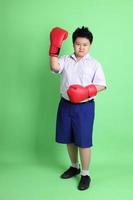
49;27;68;57
67;84;97;103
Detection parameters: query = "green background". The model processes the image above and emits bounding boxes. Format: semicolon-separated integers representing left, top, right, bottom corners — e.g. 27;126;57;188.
0;0;133;199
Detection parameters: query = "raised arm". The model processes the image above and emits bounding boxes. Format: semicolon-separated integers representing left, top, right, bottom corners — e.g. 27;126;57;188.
49;27;68;73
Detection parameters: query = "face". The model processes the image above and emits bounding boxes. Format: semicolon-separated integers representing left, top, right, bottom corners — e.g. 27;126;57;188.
73;37;91;59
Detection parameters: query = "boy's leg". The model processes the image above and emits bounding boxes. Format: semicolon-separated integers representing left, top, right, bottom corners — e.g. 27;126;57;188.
67;143;78;164
79;147;91;172
60;143;80;179
78;147;91;190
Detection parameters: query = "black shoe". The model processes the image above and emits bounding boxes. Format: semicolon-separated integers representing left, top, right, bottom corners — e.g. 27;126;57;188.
60;166;81;179
78;175;91;190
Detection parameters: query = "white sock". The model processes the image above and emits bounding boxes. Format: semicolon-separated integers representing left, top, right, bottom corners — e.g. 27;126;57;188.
81;170;90;176
71;162;80;169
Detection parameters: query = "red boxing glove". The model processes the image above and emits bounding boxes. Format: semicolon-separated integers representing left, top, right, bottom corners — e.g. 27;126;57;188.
85;84;97;97
67;84;97;103
49;27;68;57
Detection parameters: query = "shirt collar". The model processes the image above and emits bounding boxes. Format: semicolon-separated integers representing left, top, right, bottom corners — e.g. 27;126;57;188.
70;53;91;61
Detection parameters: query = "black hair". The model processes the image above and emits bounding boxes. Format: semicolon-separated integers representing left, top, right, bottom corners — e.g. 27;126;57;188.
72;26;93;44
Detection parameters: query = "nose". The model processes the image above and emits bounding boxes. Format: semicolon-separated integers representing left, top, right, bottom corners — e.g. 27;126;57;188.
79;46;83;51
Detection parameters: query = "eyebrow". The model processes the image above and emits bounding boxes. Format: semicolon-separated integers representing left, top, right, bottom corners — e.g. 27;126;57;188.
76;42;88;45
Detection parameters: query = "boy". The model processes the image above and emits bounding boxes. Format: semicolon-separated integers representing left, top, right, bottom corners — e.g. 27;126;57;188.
49;26;106;190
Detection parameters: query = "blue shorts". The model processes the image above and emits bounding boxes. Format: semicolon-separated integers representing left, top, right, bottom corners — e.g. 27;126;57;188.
55;98;95;148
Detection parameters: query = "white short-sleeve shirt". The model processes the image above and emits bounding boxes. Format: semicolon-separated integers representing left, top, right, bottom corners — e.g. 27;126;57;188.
51;53;107;101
